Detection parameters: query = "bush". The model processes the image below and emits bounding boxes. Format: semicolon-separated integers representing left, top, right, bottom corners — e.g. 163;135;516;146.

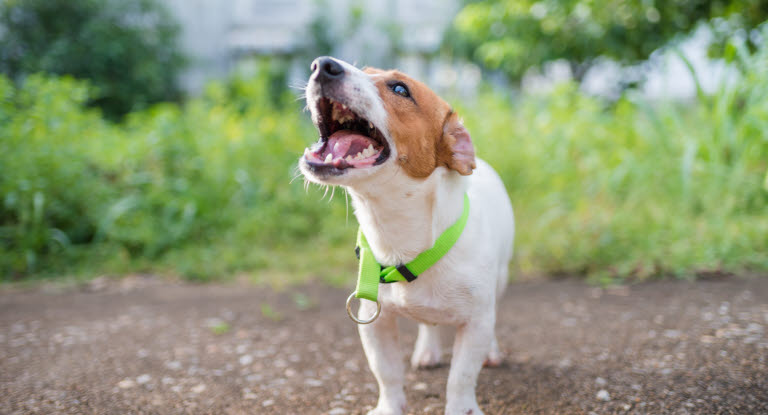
0;0;185;119
460;33;768;281
1;35;767;283
0;69;354;281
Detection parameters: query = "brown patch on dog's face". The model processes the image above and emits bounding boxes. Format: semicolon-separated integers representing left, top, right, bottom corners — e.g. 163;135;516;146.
364;68;475;178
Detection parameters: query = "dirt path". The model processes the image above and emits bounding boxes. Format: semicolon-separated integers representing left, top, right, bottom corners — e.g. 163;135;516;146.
1;276;767;415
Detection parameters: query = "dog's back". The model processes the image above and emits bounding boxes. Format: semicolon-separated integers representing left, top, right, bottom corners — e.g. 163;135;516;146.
468;158;515;297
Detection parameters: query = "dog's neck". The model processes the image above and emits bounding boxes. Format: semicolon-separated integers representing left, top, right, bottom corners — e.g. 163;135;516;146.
347;167;468;267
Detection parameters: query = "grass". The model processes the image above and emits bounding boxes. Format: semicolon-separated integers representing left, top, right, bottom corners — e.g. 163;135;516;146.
1;36;766;284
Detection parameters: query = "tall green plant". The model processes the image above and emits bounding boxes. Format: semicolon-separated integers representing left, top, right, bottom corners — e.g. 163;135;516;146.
0;68;356;279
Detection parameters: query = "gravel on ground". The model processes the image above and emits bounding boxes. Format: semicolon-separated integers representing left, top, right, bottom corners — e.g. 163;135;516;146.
1;275;766;414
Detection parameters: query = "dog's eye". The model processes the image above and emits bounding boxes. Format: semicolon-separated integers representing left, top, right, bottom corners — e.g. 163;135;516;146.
391;83;410;98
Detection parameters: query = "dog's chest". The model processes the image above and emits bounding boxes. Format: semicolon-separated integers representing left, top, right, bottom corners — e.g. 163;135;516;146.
377;275;473;325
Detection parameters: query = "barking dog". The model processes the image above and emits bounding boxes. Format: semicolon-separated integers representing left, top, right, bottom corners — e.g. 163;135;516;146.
299;56;515;415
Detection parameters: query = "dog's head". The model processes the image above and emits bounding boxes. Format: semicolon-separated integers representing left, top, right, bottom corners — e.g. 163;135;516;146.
300;57;475;186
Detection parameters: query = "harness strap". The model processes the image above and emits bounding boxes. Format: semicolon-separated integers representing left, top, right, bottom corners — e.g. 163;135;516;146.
354;193;470;302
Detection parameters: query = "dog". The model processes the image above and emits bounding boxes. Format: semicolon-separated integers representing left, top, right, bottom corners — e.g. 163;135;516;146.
299;56;515;415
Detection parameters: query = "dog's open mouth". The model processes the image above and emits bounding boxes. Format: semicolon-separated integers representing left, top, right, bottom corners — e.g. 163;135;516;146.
304;97;389;172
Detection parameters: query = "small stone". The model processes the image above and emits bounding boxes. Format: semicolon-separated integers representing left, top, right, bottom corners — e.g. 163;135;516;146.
413;382;428;391
239;355;253;365
344;361;359;371
595;377;607;386
305;378;324;387
663;329;681;339
118;379;136;389
244;392;258;400
191;384;206;394
328;408;347;414
165;361;182;370
596;389;611;401
246;374;263;382
262;399;274;407
136;374;151;385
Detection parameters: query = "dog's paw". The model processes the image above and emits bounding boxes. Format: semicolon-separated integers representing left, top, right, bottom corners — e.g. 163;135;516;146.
410;347;443;369
482;337;503;367
482;351;503;368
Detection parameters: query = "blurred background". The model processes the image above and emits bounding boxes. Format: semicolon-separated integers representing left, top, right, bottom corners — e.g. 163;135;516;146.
1;0;767;284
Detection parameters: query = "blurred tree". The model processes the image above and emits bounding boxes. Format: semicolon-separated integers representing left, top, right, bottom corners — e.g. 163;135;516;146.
446;0;768;82
0;0;185;118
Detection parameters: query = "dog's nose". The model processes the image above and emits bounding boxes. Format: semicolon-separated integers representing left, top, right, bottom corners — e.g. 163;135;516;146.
311;57;344;82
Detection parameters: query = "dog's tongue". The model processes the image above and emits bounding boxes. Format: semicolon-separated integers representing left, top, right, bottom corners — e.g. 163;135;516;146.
327;130;378;159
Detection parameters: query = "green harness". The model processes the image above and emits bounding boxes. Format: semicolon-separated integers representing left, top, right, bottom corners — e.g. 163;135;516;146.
352;193;470;305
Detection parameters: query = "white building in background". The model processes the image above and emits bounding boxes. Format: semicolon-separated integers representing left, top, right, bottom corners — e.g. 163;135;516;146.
161;0;718;99
160;0;476;94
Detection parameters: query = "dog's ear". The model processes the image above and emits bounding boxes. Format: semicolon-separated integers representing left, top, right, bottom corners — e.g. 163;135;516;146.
438;112;476;175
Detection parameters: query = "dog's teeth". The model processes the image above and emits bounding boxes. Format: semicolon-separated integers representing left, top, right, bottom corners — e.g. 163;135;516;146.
367;144;374;153
324;154;332;163
355;152;364;160
368;121;373;129
346;155;353;163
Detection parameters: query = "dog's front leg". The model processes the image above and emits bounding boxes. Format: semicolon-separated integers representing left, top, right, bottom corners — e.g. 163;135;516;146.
445;314;495;415
358;302;406;415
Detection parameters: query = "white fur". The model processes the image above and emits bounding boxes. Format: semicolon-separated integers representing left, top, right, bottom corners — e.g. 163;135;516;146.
300;57;515;415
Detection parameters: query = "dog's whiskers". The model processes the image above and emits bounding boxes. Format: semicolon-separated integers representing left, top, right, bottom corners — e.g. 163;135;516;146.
289;168;303;185
344;188;350;225
322;184;330;200
289;82;307;91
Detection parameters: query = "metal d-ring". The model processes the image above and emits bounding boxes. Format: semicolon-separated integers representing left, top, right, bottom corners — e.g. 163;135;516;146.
346;292;381;324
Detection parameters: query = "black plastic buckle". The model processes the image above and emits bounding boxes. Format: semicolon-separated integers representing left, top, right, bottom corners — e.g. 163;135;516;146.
379;265;417;284
396;264;418;282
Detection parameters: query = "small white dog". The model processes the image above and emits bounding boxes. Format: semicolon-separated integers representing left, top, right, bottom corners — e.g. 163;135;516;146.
299;57;515;415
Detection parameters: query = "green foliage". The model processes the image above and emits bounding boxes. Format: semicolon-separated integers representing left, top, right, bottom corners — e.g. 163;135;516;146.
460;30;768;280
0;0;185;118
0;68;355;281
448;0;768;82
1;33;767;283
